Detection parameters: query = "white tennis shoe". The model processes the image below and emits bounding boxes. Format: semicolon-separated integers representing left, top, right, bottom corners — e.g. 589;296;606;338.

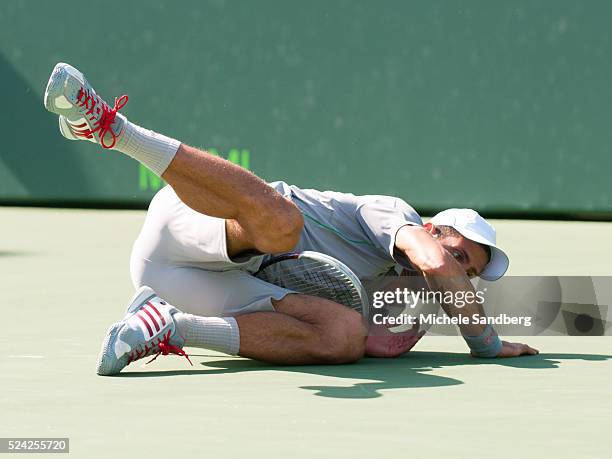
96;286;191;376
44;62;128;149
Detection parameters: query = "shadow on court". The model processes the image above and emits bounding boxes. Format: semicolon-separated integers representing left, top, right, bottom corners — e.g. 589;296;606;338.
117;351;612;399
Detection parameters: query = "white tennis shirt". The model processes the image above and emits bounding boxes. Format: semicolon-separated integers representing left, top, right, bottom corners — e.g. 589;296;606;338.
269;181;423;282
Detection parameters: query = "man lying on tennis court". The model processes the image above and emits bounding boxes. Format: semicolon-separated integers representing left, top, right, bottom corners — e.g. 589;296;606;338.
44;63;538;376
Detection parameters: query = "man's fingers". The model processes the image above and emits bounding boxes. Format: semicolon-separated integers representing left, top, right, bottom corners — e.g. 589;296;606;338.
499;341;539;357
522;344;539;355
511;342;539;356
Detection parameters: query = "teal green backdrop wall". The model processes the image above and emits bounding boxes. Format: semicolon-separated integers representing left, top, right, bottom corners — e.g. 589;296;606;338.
1;0;610;216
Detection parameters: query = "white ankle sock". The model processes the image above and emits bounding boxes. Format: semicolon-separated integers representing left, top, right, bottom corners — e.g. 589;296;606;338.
113;115;181;177
174;313;240;355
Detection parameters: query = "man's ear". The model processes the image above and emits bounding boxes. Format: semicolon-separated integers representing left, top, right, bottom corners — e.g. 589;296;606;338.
423;222;436;235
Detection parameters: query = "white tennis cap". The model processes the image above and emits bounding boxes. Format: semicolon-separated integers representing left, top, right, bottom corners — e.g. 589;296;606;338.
429;208;509;281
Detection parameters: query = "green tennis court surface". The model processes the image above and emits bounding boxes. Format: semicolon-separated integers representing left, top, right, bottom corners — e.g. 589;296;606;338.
1;207;611;458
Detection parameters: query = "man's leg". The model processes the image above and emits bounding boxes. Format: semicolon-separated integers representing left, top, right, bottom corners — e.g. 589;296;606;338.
177;294;366;365
44;63;302;255
131;261;367;366
162;145;302;255
96;285;366;375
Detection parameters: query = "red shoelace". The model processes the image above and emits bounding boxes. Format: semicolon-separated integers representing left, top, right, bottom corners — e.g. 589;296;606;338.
126;330;193;367
73;87;128;149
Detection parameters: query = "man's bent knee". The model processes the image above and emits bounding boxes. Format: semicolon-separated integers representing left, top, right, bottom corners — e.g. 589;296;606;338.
273;293;366;364
339;311;368;362
250;201;304;253
312;311;367;364
314;332;365;364
276;202;304;249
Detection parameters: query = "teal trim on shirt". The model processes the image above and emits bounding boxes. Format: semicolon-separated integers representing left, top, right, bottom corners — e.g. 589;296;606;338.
302;212;375;247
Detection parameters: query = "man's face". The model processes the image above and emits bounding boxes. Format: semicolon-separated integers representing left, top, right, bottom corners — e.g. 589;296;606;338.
430;225;490;278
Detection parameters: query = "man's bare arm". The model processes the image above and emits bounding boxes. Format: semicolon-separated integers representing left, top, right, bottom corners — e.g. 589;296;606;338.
395;225;487;336
394;225;538;357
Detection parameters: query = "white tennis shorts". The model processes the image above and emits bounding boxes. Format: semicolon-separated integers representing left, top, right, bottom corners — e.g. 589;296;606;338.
129;186;293;317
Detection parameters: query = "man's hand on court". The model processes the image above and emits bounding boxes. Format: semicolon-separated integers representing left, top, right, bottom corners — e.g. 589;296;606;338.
478;341;539;358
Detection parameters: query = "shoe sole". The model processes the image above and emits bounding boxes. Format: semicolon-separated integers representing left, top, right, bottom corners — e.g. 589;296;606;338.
95;286;157;376
95;321;124;376
43;62;85;114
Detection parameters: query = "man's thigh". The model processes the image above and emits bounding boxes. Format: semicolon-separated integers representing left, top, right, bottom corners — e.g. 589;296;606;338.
131;258;294;317
131;185;263;272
